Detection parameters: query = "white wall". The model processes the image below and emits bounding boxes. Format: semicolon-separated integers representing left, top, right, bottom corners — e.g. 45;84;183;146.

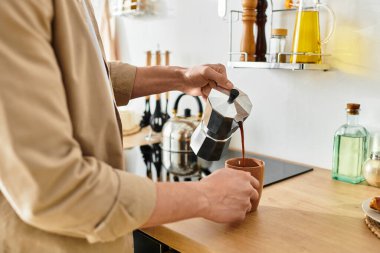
118;0;380;169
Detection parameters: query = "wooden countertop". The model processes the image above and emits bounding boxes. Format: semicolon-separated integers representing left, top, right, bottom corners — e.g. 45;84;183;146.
142;168;380;253
123;127;161;149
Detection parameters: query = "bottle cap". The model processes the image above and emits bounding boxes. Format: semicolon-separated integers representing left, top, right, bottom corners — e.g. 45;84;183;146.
272;28;288;36
346;103;360;115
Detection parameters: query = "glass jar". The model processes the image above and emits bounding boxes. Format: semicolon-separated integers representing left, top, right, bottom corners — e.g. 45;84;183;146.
363;152;380;187
269;29;287;63
369;130;380;153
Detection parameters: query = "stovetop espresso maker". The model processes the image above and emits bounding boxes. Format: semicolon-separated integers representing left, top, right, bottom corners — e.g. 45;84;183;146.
190;87;252;161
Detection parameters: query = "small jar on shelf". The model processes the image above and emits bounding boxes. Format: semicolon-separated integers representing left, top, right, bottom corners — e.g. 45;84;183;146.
269;29;288;63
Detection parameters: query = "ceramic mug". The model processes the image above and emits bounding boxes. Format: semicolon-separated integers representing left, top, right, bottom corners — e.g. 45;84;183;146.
225;157;265;211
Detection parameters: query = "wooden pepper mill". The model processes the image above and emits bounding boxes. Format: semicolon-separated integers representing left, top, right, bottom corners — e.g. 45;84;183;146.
155;49;161;66
255;0;268;62
240;0;258;62
131;0;137;10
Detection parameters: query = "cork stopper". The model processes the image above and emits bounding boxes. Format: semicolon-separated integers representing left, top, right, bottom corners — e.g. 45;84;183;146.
346;103;360;115
272;28;288;37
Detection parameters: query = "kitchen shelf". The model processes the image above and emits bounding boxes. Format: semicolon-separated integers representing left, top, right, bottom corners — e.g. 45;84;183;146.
272;8;297;12
226;1;330;71
227;61;330;71
110;0;150;17
272;7;315;12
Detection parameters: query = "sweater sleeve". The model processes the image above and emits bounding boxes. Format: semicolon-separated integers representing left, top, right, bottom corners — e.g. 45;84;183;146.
109;62;137;106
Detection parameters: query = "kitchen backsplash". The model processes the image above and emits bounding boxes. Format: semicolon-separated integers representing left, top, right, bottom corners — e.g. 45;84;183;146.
116;0;380;169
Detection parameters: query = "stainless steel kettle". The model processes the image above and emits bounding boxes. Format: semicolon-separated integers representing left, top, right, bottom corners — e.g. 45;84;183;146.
161;94;211;175
190;88;252;161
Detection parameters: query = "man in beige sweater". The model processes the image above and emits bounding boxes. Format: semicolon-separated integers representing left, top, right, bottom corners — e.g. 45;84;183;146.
0;1;259;252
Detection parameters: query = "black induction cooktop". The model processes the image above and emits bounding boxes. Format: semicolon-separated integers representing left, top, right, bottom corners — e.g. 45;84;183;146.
209;150;313;187
127;144;313;186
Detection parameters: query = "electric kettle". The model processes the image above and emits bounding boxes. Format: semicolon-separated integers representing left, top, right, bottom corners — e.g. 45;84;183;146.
190;88;252;161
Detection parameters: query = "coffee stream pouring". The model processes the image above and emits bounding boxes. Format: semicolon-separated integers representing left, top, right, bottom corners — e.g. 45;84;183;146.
190;88;252;161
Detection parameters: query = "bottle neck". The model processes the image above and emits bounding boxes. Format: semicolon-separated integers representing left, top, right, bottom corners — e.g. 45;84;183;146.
346;113;359;125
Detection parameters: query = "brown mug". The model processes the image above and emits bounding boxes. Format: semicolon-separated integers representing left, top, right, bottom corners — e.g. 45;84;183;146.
225;157;265;211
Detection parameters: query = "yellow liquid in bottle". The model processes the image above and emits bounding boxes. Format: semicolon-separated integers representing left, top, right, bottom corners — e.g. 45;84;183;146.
290;10;322;64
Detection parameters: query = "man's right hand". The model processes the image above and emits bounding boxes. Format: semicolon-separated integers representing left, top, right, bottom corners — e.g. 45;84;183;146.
198;168;260;223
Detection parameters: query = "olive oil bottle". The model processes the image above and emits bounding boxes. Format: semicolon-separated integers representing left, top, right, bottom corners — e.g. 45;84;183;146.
332;103;369;184
290;10;322;64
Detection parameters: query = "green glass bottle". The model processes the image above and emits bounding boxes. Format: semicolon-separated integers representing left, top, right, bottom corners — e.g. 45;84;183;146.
332;103;369;184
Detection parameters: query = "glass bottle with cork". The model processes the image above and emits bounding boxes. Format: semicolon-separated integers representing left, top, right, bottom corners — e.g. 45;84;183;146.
332;103;369;184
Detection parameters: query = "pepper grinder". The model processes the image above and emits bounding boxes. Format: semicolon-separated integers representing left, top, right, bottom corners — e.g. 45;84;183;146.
240;0;258;62
255;0;268;62
155;48;161;67
164;50;170;66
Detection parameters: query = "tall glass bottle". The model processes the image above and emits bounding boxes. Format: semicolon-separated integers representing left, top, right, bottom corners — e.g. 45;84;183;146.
332;103;369;184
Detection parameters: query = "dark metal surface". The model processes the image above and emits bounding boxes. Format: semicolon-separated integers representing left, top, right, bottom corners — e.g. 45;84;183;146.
208;150;314;187
133;230;179;253
132;144;313;186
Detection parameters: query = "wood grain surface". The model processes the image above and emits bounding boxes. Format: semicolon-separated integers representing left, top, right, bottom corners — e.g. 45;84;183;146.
240;0;258;61
142;168;380;253
123;127;161;149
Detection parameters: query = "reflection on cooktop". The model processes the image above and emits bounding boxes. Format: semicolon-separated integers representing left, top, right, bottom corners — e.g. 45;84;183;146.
138;144;209;182
127;144;313;185
209;150;314;187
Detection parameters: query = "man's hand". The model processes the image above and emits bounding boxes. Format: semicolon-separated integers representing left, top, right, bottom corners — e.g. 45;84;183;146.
133;63;233;99
198;168;259;223
142;168;259;228
180;64;234;98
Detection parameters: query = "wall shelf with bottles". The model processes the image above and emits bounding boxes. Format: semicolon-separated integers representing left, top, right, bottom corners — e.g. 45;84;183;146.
226;1;331;71
110;0;153;17
227;61;330;71
228;51;330;70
